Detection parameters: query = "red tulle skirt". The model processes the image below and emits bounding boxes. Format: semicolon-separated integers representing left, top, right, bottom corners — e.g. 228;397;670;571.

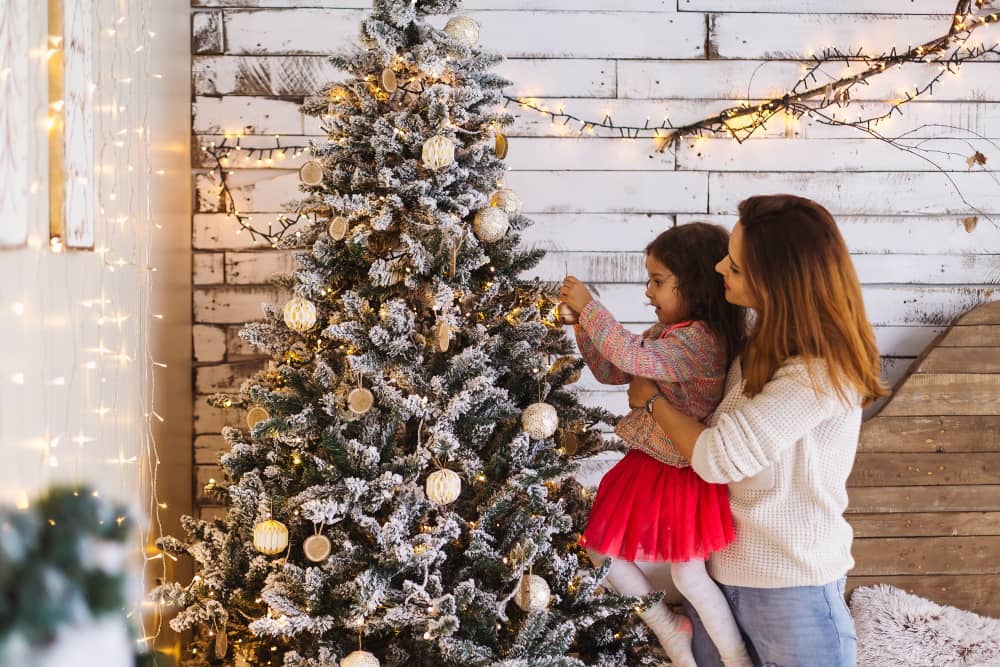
580;450;735;562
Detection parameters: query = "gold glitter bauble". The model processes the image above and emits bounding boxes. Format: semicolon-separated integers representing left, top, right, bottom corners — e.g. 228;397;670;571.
443;16;480;47
426;468;461;505
473;207;509;243
514;574;551;611
252;519;288;555
521;402;559;440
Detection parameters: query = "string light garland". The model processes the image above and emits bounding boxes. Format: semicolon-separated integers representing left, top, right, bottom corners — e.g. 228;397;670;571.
201;0;999;243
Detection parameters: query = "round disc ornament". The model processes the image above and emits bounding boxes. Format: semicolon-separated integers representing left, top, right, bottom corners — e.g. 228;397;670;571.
299;161;324;186
348;387;375;415
494;132;509;159
380;67;398;93
303;533;332;562
521;402;559;440
246;406;270;429
327;216;349;240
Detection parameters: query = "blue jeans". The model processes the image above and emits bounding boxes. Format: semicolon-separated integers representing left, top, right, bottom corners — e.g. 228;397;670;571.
681;577;857;667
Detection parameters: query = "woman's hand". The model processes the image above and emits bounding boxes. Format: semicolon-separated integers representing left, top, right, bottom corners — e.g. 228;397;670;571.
628;376;661;409
559;276;594;314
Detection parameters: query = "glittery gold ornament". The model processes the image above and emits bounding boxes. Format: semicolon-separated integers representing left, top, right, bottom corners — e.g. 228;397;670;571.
327;216;349;240
557;303;578;325
341;651;380;667
490;188;523;216
299;161;324;186
521;402;559;440
426;468;462;505
514;574;551;611
348;387;374;415
253;518;288;555
473;207;509;243
422;135;456;170
283;296;318;332
303;533;332;562
551;356;582;384
246;406;270;429
443;16;480;47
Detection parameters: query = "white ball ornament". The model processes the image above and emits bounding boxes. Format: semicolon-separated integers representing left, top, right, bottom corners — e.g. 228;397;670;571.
521;402;559;440
490;188;523;216
514;574;551;611
283;296;318;332
426;468;462;506
340;650;380;667
443;16;480;47
473;207;509;243
253;519;289;555
422;135;456;170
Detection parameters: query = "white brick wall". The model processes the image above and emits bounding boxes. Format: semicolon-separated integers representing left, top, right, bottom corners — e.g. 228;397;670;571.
190;0;1000;490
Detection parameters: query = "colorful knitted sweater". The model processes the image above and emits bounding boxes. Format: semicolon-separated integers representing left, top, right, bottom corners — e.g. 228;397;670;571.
574;300;728;467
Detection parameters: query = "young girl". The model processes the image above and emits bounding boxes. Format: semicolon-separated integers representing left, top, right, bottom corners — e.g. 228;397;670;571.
558;222;751;667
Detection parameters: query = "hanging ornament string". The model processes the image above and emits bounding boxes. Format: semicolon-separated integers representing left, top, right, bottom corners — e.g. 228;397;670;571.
199;2;998;244
503;4;1000;150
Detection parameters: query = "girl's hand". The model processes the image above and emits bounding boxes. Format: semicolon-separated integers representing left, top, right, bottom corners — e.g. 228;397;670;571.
559;276;593;314
628;376;660;409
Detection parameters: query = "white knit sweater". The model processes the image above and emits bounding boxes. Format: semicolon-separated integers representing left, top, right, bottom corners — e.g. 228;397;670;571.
691;357;862;588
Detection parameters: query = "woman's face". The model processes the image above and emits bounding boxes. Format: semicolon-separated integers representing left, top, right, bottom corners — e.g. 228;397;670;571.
716;223;756;309
644;254;686;325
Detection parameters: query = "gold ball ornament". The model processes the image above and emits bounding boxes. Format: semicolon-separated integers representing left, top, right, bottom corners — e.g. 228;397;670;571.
341;651;380;667
443;16;480;47
473;207;510;243
521;402;559;440
514;573;551;611
425;468;462;505
551;356;582;384
490;188;523;216
348;387;375;415
422;135;456;170
327;216;349;241
246;406;270;429
303;534;332;562
283;296;318;332
253;519;289;555
298;160;324;186
557;302;578;325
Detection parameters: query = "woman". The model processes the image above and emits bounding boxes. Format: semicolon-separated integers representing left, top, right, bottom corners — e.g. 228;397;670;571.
627;194;887;667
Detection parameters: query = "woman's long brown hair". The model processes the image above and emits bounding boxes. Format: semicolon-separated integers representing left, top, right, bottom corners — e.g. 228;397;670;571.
737;195;888;405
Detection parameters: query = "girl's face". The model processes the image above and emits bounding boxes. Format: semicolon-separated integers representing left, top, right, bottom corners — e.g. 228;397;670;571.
645;254;686;325
716;223;756;309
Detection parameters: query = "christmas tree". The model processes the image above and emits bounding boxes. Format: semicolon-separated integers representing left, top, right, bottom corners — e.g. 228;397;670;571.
155;2;663;665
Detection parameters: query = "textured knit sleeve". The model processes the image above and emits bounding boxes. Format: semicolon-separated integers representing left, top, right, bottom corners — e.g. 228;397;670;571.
576;299;719;383
573;319;630;385
691;360;855;484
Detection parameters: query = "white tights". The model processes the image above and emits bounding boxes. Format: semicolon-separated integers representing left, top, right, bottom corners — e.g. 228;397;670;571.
588;549;751;666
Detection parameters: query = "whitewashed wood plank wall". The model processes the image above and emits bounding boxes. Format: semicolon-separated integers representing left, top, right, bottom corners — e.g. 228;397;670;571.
189;0;1000;501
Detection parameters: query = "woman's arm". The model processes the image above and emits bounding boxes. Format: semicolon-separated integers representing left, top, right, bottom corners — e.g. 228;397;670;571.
627;377;704;460
629;362;848;483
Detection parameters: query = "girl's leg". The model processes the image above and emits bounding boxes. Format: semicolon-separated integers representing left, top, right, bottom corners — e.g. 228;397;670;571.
671;560;752;667
587;549;696;667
